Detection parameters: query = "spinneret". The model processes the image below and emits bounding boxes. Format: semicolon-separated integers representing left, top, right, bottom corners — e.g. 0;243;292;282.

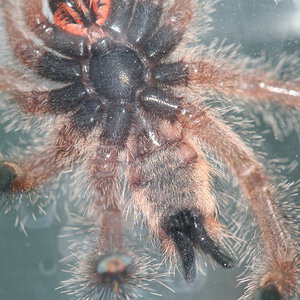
163;210;234;273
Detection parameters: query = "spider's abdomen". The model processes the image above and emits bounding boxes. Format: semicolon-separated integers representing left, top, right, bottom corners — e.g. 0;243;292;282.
89;45;144;101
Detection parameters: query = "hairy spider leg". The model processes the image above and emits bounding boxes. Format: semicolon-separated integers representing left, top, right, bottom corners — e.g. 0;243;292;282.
84;208;140;299
184;58;300;108
103;0;135;37
127;0;163;45
24;0;89;57
0;122;89;195
134;0;193;61
0;69;88;115
67;140;147;298
87;140;123;211
62;208;158;299
127;115;234;282
178;104;299;299
0;68;50;114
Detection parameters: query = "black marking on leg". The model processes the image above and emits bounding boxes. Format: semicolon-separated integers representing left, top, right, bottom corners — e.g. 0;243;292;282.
49;26;89;58
143;26;182;60
104;0;135;36
153;62;189;85
101;104;133;145
138;87;179;119
127;1;162;44
37;52;82;82
258;285;282;300
49;83;87;113
163;210;234;282
0;162;17;193
72;100;104;133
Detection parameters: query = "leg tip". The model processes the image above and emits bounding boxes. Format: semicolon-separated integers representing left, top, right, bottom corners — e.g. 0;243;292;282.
257;285;282;300
0;161;17;193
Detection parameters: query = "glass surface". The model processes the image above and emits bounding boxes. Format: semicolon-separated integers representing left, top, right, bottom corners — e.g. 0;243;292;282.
0;1;299;299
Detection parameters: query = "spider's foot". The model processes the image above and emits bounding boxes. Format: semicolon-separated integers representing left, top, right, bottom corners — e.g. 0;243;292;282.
63;251;135;299
62;249;162;299
96;252;133;289
0;161;19;193
163;209;235;282
257;285;282;300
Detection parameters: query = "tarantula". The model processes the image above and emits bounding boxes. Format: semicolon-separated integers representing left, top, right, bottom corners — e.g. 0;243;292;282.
0;0;299;299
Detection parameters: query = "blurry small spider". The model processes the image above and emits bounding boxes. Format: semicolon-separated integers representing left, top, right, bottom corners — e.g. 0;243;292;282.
0;0;299;299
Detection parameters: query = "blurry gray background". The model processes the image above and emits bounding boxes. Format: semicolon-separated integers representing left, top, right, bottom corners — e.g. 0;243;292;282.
0;0;299;299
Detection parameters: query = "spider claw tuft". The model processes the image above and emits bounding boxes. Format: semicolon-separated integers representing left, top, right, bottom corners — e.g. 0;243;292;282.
95;252;133;288
257;284;282;300
61;246;164;300
0;161;18;193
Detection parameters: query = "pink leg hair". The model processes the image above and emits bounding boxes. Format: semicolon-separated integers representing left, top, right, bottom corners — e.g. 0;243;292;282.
5;121;88;193
0;68;55;114
83;140;127;261
86;140;124;214
178;103;299;297
184;58;300;108
58;140;134;297
164;0;193;33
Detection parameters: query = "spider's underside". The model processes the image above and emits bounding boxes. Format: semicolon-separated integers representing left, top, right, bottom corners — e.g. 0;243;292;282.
0;0;299;299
